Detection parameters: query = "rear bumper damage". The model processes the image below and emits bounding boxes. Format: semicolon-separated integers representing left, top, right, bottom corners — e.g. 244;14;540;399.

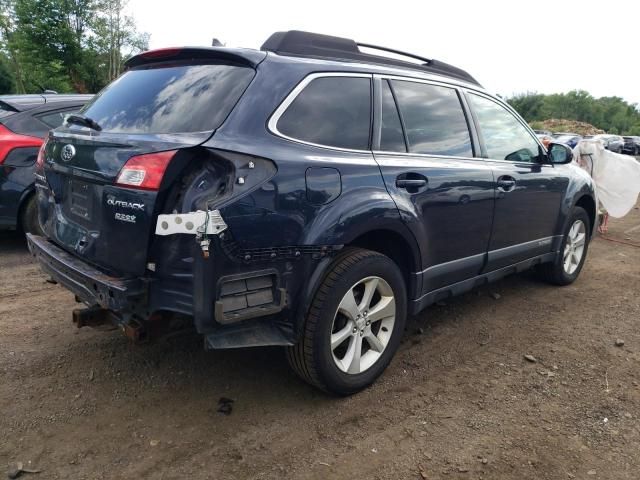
26;234;146;311
27;230;340;349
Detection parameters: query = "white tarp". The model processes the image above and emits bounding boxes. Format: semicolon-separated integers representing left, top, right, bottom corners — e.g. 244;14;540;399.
573;139;640;218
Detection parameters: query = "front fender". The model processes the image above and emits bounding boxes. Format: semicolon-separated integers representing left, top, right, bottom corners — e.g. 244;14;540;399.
559;165;598;238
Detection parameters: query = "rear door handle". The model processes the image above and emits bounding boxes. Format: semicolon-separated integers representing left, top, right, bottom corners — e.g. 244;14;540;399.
396;173;428;191
497;175;516;192
396;179;427;188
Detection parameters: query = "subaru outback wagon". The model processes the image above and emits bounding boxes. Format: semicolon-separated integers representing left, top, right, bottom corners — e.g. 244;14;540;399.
28;31;596;395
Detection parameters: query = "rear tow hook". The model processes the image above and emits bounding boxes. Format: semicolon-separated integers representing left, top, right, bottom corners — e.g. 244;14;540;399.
121;318;149;343
72;306;117;330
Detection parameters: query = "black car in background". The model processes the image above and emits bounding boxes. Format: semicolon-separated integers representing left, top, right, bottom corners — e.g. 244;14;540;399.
622;136;640;155
28;31;596;395
0;94;91;234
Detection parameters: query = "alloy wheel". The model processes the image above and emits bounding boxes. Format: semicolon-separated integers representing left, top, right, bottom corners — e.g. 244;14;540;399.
330;276;396;374
563;220;586;275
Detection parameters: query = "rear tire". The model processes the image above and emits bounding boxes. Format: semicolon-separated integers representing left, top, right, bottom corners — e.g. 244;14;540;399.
20;195;43;236
286;248;407;395
537;207;590;285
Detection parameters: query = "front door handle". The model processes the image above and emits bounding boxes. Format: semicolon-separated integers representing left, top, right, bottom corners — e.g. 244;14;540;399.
497;175;516;192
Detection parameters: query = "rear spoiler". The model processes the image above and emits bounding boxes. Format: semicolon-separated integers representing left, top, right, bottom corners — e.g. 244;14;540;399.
125;47;267;70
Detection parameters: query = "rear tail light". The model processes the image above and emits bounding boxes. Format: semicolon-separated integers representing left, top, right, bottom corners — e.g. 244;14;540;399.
115;150;177;191
0;124;42;165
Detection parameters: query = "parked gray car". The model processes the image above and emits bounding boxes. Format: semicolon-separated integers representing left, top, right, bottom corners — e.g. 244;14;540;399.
594;134;624;153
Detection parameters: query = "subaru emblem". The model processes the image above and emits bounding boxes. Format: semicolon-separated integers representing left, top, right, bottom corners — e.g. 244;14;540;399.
61;144;76;162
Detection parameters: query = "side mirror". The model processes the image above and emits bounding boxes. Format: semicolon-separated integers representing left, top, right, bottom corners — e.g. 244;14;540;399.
547;142;573;164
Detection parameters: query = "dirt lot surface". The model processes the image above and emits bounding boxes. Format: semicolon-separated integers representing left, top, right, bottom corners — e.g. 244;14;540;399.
1;204;640;480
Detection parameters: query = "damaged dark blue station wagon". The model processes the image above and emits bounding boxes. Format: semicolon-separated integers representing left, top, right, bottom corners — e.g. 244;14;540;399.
28;31;597;394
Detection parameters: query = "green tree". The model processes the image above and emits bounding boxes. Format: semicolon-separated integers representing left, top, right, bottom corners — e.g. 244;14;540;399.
0;0;148;94
508;90;640;135
0;53;15;93
0;0;25;92
92;0;149;83
12;0;91;91
507;92;546;121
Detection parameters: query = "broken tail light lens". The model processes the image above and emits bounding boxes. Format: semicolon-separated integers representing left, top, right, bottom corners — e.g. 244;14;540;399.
0;124;43;165
115;150;177;191
35;141;47;170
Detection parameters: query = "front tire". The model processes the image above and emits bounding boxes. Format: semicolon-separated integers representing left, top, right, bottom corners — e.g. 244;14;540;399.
287;248;407;395
538;207;590;285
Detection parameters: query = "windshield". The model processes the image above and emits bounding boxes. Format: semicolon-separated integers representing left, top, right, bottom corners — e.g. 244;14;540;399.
80;63;255;134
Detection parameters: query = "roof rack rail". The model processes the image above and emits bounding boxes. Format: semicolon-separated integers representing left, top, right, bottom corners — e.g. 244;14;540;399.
261;31;480;86
356;42;432;65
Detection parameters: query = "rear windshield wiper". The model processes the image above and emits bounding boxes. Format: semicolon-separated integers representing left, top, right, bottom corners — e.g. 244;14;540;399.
65;113;102;131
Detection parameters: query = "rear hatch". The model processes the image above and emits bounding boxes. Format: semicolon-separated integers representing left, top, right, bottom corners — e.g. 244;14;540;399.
37;49;264;276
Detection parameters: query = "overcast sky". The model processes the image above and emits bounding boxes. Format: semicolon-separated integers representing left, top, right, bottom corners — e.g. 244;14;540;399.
129;0;639;106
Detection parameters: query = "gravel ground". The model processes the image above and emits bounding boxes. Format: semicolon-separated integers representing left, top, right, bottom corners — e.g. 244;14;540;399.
1;201;639;479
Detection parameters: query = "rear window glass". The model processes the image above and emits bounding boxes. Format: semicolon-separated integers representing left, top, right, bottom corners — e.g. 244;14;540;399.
277;76;371;150
80;63;255;134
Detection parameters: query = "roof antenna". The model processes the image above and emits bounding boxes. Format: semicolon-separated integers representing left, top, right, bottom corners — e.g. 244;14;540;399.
211;38;225;47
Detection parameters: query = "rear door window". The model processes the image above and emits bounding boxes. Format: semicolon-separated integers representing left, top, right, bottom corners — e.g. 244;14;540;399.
379;80;406;152
276;76;371;150
468;93;541;163
80;63;255;134
390;80;473;157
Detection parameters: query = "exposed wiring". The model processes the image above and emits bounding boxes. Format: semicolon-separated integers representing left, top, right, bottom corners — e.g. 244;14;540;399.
197;207;211;258
202;208;210;238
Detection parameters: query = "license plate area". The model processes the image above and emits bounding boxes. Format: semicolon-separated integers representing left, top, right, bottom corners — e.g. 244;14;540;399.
65;179;93;223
